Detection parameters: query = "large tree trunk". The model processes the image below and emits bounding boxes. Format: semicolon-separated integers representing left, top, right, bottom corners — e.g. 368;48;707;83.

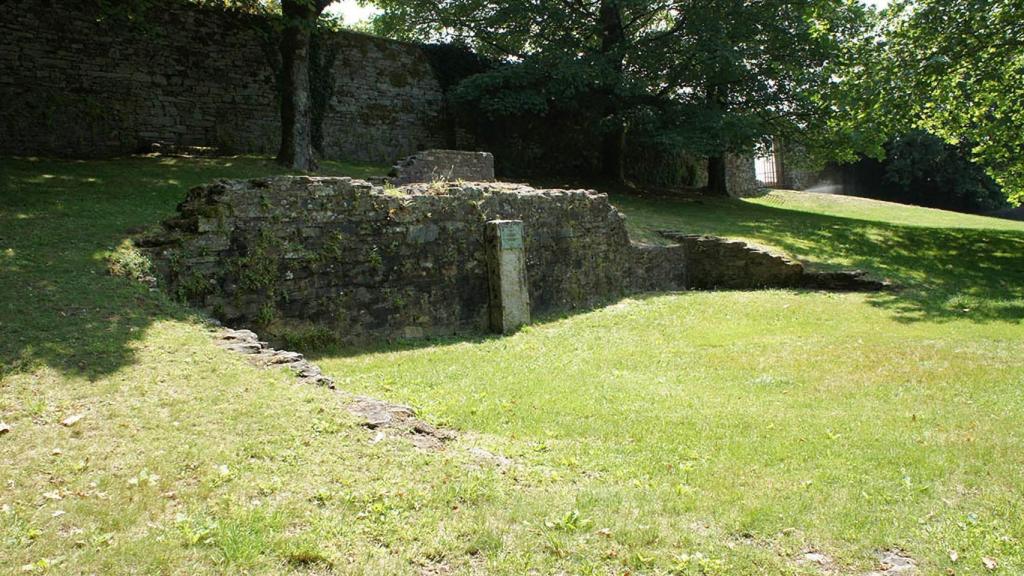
277;19;316;171
601;124;626;183
277;1;329;172
704;80;730;196
598;0;627;183
706;155;729;196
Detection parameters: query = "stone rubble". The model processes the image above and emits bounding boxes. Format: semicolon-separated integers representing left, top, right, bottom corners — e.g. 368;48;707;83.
867;550;918;576
467;447;514;469
795;548;918;576
215;328;455;448
218;328;334;388
388;150;496;185
796;550;838;574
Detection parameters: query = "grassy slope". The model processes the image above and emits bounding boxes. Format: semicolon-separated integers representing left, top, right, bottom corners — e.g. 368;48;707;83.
2;157;1023;575
614;191;1024;323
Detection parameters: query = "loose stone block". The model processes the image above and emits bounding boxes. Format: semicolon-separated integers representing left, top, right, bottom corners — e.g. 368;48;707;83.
485;220;530;334
389;150;495;185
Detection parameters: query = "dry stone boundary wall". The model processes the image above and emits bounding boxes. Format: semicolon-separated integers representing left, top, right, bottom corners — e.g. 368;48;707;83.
0;0;443;163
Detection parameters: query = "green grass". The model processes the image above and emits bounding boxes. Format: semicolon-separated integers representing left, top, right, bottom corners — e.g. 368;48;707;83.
2;156;1023;575
0;155;382;378
613;191;1024;323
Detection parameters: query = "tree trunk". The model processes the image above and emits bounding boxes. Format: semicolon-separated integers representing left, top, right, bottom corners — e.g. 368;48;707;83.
277;2;323;172
598;0;627;183
601;124;626;182
706;155;728;196
704;79;729;196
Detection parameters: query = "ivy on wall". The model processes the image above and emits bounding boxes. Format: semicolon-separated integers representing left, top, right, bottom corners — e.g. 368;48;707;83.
309;25;341;156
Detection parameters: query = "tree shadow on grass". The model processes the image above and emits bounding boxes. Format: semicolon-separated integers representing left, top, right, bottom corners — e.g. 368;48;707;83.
0;155;386;379
610;193;1024;324
3;156;1020;381
299;331;504;363
0;158;219;378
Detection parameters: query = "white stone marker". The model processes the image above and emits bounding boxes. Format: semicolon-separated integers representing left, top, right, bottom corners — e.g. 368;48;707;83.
485;220;530;334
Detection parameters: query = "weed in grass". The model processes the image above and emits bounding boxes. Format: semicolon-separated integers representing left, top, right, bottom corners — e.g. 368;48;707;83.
279;537;332;568
106;239;154;284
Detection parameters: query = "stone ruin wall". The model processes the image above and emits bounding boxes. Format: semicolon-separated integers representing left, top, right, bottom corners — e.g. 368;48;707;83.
142;178;671;341
0;0;443;163
139;177;861;344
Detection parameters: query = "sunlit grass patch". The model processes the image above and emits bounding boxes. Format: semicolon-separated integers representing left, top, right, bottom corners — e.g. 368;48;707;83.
2;156;1023;574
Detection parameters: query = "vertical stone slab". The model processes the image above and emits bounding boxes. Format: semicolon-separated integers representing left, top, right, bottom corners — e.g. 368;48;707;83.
485;220;530;334
724;154;759;197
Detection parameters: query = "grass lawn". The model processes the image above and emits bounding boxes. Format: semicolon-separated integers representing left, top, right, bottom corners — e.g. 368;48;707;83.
2;156;1023;575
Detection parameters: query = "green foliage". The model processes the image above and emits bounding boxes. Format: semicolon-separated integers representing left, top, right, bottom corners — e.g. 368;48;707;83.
623;136;706;188
853;0;1024;204
237;231;281;290
232;229;285;325
93;0;282;25
371;0;873;183
380;182;405;196
421;43;492;92
878;131;1006;213
450;57;612;120
189;0;281;14
273;321;339;350
175;270;216;302
442;59;607;177
826;131;1008;214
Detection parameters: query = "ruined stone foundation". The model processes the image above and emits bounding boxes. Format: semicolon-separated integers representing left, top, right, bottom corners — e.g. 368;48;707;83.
140;177;881;343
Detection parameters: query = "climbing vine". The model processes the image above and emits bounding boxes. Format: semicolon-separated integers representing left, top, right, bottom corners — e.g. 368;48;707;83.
309;25;341;156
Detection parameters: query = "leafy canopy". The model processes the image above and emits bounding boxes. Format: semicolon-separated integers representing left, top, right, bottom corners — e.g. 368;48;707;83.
371;0;872;160
865;0;1024;203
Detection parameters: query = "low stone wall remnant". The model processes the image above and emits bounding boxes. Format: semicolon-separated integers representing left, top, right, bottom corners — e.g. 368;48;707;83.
660;233;804;289
217;327;454;449
140;177;882;344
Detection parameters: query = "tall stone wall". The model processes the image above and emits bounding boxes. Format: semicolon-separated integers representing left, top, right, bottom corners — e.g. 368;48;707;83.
139;177;880;345
0;1;443;163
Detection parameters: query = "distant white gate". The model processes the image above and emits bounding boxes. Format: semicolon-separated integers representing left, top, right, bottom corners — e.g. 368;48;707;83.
755;142;781;187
